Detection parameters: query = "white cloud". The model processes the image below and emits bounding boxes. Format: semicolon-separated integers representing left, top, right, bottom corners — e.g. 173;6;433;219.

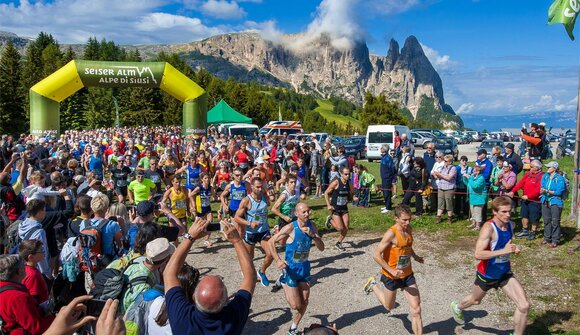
420;43;459;74
456;102;475;114
0;0;226;44
200;0;246;20
443;65;578;115
256;0;424;51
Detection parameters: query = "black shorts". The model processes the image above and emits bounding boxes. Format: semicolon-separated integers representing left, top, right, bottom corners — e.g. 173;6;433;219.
332;209;349;216
474;272;513;291
228;209;237;218
115;186;128;196
244;231;271;245
278;217;295;229
196;206;212;217
380;273;416;291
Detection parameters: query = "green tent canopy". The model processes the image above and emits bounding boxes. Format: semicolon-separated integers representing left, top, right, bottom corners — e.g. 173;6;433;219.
207;99;252;124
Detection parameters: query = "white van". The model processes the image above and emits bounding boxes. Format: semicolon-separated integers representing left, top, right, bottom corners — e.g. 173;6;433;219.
366;125;412;162
219;123;259;139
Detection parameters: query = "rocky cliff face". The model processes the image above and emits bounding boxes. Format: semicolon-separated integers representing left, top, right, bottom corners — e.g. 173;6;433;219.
169;32;454;119
0;31;31;50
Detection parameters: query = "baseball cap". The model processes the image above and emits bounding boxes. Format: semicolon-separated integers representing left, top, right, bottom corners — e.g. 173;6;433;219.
73;175;86;184
545;161;559;170
136;200;156;217
505;143;515;150
255;157;265;164
502;161;512;168
477;149;487;156
146;238;175;263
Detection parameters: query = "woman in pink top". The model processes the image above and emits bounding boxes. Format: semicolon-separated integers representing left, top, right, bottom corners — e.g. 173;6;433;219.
497;161;517;195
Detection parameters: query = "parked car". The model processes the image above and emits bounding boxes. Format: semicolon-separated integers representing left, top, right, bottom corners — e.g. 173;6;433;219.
366;124;412;162
434;137;459;161
343;136;367;159
411;131;433;149
458;131;472;144
479;139;505;158
556;132;576;159
464;131;483;142
412;128;446;138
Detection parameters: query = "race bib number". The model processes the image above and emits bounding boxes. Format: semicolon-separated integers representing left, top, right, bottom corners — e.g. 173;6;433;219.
292;250;310;263
175;200;187;209
496;254;510;264
337;196;348;206
189;177;199;186
396;255;411;270
150;174;161;183
232;190;245;201
116;179;127;187
201;196;211;207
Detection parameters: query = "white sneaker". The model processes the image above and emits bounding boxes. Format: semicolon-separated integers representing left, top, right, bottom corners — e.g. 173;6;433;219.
380;207;386;211
381;209;391;214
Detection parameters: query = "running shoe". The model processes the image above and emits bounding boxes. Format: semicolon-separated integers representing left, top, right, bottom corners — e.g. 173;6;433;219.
271;272;284;292
450;301;465;324
381;209;391;214
325;215;332;229
257;270;270;287
527;231;536;240
515;229;529;238
380;207;386;211
287;328;300;335
335;242;346;252
363;276;376;294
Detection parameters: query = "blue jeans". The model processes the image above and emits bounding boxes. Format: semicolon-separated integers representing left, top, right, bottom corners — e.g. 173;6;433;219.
359;188;370;207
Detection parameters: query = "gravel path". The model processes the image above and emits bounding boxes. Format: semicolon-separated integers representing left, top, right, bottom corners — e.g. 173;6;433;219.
186;231;517;335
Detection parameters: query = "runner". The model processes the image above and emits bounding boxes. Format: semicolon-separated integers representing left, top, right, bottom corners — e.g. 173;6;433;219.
109;155;131;203
269;202;324;335
272;174;300;238
161;175;189;226
234;177;274;287
220;167;251;237
363;205;424;335
450;196;530;335
189;172;214;246
324;166;357;251
176;153;202;192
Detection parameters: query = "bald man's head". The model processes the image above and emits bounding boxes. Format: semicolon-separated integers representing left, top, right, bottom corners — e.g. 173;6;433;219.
295;202;311;223
194;275;228;314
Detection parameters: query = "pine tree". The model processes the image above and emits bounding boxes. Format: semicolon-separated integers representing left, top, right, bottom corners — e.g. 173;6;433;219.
0;41;26;134
83;37;100;60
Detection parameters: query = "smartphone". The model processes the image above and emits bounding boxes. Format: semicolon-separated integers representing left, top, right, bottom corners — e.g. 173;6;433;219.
159;225;180;242
86;299;107;317
207;222;222;232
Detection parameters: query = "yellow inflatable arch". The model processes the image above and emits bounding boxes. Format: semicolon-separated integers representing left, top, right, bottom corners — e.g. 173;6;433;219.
30;60;207;135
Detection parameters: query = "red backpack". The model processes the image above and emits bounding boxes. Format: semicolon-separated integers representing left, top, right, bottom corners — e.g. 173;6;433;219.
77;219;111;274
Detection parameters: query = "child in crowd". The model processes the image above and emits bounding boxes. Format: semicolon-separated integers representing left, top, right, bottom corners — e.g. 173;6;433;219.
329;165;339;182
19;239;49;304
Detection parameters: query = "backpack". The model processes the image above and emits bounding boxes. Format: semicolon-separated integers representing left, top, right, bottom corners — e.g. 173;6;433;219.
559;172;570;201
398;154;412;178
124;287;165;335
77;219;114;273
89;256;150;301
5;220;38;255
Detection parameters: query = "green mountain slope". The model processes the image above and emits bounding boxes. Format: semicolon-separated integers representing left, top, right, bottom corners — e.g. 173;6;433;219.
313;99;363;130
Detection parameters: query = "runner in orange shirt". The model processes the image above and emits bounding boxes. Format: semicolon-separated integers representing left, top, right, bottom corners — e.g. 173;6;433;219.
363;205;425;335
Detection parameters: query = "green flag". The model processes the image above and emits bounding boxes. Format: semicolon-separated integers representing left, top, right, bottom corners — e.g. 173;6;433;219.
548;0;580;40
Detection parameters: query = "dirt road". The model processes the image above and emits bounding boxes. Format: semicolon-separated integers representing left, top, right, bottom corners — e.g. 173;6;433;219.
186;231;516;335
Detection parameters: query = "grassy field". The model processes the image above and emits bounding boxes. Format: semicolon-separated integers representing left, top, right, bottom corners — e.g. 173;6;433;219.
313;99;363;131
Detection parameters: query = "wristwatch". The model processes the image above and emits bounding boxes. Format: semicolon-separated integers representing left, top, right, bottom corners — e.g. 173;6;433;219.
183;233;195;242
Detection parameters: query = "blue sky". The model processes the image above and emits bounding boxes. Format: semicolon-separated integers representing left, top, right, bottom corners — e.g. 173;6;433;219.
0;0;578;116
